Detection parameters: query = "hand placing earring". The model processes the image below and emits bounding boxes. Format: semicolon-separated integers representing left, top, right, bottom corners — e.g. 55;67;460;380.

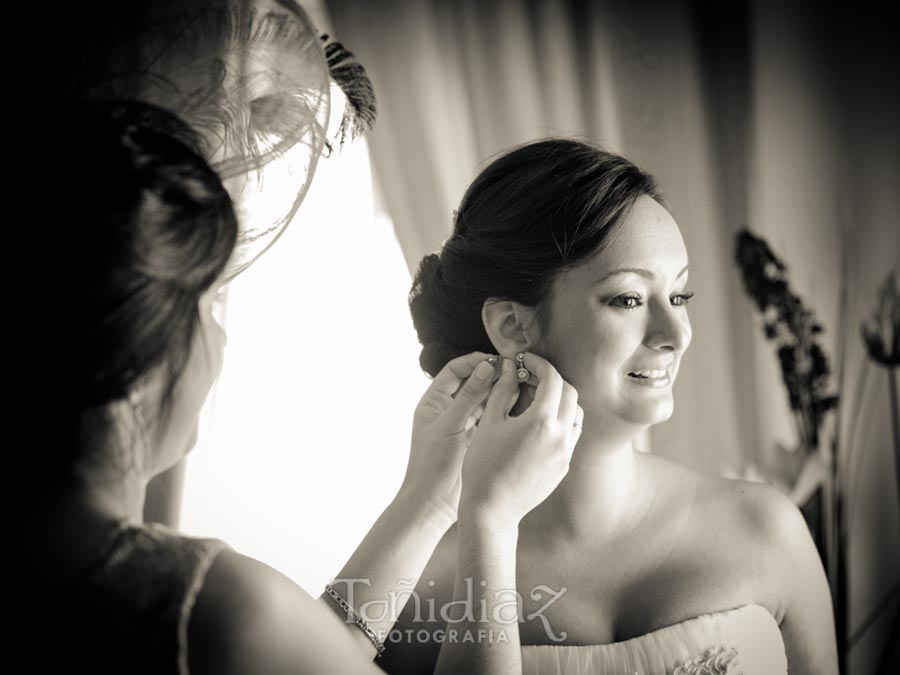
458;352;582;527
403;352;500;524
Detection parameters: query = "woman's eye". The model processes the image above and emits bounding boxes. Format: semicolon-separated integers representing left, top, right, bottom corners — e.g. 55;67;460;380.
609;291;694;310
610;294;642;310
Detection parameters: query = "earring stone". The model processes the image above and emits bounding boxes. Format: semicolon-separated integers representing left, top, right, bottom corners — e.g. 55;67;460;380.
515;352;530;381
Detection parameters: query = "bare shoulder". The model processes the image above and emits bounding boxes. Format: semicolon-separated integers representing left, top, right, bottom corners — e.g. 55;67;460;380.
188;549;380;675
705;472;809;545
645;452;805;542
709;474;814;568
642;454;810;618
641;455;837;673
706;476;837;674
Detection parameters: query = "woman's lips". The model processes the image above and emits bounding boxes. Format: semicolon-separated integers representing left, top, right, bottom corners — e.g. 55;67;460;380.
626;367;672;388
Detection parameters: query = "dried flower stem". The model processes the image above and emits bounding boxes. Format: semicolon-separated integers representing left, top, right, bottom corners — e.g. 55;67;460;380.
889;370;900;526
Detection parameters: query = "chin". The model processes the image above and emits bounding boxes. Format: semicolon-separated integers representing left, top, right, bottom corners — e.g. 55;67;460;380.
617;397;675;427
650;403;675;424
649;396;675;422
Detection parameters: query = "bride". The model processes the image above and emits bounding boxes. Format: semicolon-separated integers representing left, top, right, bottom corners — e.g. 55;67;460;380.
382;139;838;675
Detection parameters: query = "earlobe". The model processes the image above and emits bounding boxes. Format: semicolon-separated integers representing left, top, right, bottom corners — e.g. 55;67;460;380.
481;299;540;358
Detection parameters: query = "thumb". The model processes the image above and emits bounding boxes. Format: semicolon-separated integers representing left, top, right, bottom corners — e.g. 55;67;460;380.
443;358;497;430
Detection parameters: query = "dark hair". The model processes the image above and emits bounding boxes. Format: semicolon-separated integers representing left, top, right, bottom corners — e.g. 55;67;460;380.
32;100;238;479
409;139;662;377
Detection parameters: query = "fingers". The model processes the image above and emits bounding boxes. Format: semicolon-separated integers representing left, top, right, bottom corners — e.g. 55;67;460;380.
567;404;585;446
557;381;579;424
521;353;564;417
427;352;496;399
465;402;486;431
443;356;500;429
483;358;521;420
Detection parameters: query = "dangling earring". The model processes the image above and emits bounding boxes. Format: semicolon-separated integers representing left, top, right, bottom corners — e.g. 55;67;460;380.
515;352;530;382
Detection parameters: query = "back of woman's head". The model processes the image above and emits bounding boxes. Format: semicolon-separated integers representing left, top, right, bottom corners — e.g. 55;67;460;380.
409;138;661;376
30;101;238;479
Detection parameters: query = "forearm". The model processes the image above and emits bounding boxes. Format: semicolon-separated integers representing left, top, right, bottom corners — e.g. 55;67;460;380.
435;511;522;675
318;488;454;657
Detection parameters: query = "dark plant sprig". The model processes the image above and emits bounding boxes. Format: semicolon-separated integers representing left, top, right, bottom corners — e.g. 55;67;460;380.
735;228;839;449
860;266;900;675
862;268;900;367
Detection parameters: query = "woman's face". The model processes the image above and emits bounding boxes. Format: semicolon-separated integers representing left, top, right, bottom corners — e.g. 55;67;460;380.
150;285;227;475
537;196;692;430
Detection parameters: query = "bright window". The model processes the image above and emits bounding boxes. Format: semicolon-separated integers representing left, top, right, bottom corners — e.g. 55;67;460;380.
181;129;429;592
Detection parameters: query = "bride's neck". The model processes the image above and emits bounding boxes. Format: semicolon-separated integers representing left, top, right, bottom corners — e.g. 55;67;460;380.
528;423;655;542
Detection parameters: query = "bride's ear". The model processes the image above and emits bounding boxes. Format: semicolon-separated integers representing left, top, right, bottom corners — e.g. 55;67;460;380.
481;299;541;358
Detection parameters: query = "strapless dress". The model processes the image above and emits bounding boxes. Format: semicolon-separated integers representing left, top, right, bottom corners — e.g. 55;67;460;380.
521;603;787;674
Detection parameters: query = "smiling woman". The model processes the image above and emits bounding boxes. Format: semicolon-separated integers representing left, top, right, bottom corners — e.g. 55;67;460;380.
533;195;693;429
382;138;838;675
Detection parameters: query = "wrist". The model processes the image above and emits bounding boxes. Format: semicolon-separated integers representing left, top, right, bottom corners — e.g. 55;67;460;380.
392;486;457;533
457;502;521;536
456;509;520;563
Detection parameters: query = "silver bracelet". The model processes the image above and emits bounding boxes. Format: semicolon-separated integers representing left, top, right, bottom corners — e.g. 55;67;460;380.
324;582;386;657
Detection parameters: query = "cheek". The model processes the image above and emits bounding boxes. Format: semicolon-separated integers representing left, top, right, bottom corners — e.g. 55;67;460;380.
201;321;227;389
181;319;226;408
673;313;693;372
541;309;621;386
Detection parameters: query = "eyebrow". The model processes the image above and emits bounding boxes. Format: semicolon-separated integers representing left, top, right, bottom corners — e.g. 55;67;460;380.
597;265;690;283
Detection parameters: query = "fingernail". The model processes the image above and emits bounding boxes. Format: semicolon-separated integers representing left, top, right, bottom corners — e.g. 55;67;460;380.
487;355;498;364
501;358;513;374
473;360;494;380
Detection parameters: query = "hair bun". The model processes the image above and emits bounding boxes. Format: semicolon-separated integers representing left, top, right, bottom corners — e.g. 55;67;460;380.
418;342;460;378
410;254;462;376
408;253;445;348
409;253;442;302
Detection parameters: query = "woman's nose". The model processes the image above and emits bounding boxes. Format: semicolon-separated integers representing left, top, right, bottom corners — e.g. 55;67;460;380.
645;300;692;352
